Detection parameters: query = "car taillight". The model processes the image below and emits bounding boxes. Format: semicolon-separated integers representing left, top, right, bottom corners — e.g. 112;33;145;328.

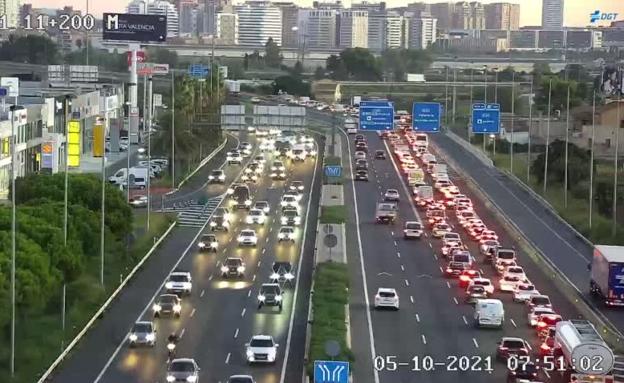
537;321;547;328
540;343;551;351
446;268;452;273
460;275;470;282
498;347;508;351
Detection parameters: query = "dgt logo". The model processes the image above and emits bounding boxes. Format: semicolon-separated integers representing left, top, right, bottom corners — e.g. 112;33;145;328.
590;10;618;23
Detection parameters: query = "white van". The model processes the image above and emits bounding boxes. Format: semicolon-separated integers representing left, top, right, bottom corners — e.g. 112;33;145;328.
422;153;436;165
474;299;504;328
414;134;429;148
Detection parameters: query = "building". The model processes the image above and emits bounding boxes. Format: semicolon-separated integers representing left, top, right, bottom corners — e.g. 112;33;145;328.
408;12;437;49
147;1;179;37
406;2;430;14
0;0;20;28
312;0;344;10
602;28;624;49
430;2;455;31
453;1;485;30
235;0;282;46
274;2;299;48
216;12;238;44
385;12;408;49
337;10;368;48
538;30;564;49
510;29;537;49
484;2;520;30
576;100;624;157
298;9;338;49
542;0;564;30
179;1;198;37
352;2;386;52
126;0;148;15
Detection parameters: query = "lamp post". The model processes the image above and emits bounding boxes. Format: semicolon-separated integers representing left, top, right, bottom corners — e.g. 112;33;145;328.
292;26;307;69
9;104;22;377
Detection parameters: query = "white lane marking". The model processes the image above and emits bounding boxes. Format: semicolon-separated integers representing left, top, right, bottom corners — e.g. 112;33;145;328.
247;290;252;297
252;274;256;282
462;316;468;325
258;260;262;267
453;297;459;305
410;296;414;304
179;328;186;339
225;352;231;364
262;248;266;254
190;308;196;318
526;343;532;351
446;281;451;289
421;335;427;345
200;290;205;298
279;140;321;383
393;241;398;246
415;314;420;322
405;279;410;287
429;243;432;248
216;261;221;267
341;130;381;383
400;265;405;271
433;253;438;260
270;226;273;232
391;231;394;236
241;308;246;317
439;266;444;273
473;338;479;348
397;252;401;258
510;319;517;328
544;370;551;379
383;140;421;221
234;328;239;339
208;275;213;281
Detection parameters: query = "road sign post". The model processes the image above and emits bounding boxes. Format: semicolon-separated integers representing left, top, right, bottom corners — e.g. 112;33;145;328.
471;103;501;134
314;360;349;383
359;100;394;131
412;102;442;132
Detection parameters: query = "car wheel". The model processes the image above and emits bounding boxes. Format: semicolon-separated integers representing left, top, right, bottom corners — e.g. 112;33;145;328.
175;313;180;319
154;313;160;318
258;303;263;309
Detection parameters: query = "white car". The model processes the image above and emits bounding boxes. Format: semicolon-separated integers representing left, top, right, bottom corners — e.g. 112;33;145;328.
442;232;462;246
403;221;423;239
246;335;279;363
253;201;270;214
280;195;299;209
468;278;494;295
499;274;527;293
208;169;226;183
502;266;526;281
271;161;286;172
228;153;243;164
241;172;258;183
480;240;500;255
496;259;518;275
251;97;261;103
165;271;192;295
284;190;302;202
384;189;400;202
277;226;296;242
513;283;540;303
289;181;305;192
527;306;555;327
354;151;367;161
246;209;267;224
166;358;199;383
374;288;399;310
237;229;258;246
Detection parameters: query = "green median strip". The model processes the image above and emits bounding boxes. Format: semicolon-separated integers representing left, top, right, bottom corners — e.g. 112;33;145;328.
307;262;354;377
320;205;346;224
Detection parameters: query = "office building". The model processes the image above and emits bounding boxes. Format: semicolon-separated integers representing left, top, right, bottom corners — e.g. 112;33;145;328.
453;1;485;30
386;12;408;49
407;2;430;14
352;2;386;52
298;9;338;49
430;2;455;30
274;2;299;48
542;0;564;30
0;0;20;28
337;10;368;48
538;30;564;48
485;2;520;30
312;0;344;10
408;12;437;49
127;0;148;14
179;1;197;37
235;0;282;46
128;0;179;37
217;12;238;44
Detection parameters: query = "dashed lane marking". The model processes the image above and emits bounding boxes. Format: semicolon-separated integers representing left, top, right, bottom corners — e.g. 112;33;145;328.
453;297;459;305
190;308;196;318
241;308;246;317
415;314;420;322
234;328;239;339
200;290;205;297
225;352;231;364
462;316;468;325
473;338;479;348
421;335;427;345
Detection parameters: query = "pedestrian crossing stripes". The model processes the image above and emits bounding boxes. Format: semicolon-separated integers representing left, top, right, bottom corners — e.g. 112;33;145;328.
168;196;223;228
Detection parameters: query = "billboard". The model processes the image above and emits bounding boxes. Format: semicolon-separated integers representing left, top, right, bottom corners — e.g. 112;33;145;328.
103;13;167;43
600;66;623;97
67;120;81;167
137;62;169;76
41;142;54;169
127;51;146;68
0;77;19;97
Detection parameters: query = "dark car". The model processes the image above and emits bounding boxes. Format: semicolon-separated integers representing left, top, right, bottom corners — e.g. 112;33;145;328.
355;170;369;181
208;169;225;184
270;262;295;286
375;150;386;159
354;134;365;142
209;207;230;231
444;261;467;278
506;362;538;383
257;283;283;311
221;257;245;278
496;337;530;361
355;160;368;171
198;234;218;252
152;294;182;318
355;142;368;153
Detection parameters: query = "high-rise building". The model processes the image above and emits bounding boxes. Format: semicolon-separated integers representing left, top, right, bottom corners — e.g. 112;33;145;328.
147;1;179;37
453;1;485;30
274;2;299;48
235;0;282;46
352;2;386;52
430;2;455;31
407;2;430;14
541;0;563;30
408;12;437;49
217;12;238;44
127;0;148;15
337;10;368;48
179;1;197;37
485;2;520;30
385;11;408;48
0;0;20;28
298;9;338;49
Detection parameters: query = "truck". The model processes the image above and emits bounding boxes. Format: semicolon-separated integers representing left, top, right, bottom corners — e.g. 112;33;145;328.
224;80;241;95
290;144;307;161
108;167;149;189
590;245;624;306
352;96;361;107
407;169;425;187
345;118;358;134
229;184;252;209
375;202;398;224
554;320;615;382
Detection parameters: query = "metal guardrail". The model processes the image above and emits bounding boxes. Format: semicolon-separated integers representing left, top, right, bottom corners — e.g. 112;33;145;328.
176;134;228;190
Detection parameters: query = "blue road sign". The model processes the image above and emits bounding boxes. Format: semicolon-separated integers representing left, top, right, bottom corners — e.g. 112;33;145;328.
324;165;342;178
314;361;349;383
103;13;167;42
188;64;209;78
471;103;501;134
412;102;441;132
0;88;7;97
359;100;394;131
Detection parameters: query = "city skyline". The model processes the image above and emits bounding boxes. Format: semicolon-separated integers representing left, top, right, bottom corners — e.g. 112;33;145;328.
24;0;624;27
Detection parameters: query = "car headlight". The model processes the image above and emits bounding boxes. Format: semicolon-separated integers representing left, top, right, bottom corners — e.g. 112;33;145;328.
271;272;280;280
146;333;155;341
153;304;161;312
274;151;280;155
246;217;253;224
245;200;252;206
129;333;138;341
285;273;294;280
187;376;197;383
237;266;245;273
173;304;182;312
138;147;146;154
258;295;266;301
263;207;270;213
294;217;301;224
310;150;317;156
275;295;283;301
221;266;228;273
278;233;284;239
210;242;218;248
208;175;214;180
198;242;206;247
280;201;287;207
167;375;175;383
246;349;254;358
209;221;217;227
219;175;225;180
281;217;287;224
298;186;304;191
279;166;285;171
227;188;234;194
165;282;174;289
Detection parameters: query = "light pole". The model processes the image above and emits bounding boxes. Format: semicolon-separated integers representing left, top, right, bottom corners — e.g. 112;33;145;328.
63;95;71;245
171;71;176;189
9;104;22;377
292;25;307;69
483;65;488;153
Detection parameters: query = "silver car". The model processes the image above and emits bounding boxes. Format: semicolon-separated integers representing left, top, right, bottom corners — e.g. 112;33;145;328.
166;358;200;382
128;321;156;347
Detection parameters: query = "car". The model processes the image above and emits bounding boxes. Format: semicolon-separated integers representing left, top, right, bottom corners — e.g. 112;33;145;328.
270;170;287;180
128;321;156;347
227;152;243;165
465;285;488;304
166;358;200;383
208;169;226;183
502;266;526;281
355;159;368;171
253;201;270;214
354;134;365;141
444;261;468;277
512;283;540;303
245;209;266;225
478;230;499;242
228;375;256;383
355;170;369;181
257;283;283;310
197;234;218;253
251;97;261;103
284;190;303;202
280;195;299;210
270;262;295;285
506;361;538;383
288;180;304;192
152;294;182;318
458;269;481;288
432;222;451;238
375;150;386;159
403;221;423;239
237;229;258;246
468;277;494;295
480;240;500;256
221;257;245;278
129;195;148;208
165;271;193;295
442;243;464;258
499;274;526;293
277;226;296;242
496;337;530;361
442;232;462;246
254;155;266;164
374;288;399;310
246;335;279;364
241;172;258;183
281;208;301;226
496;260;518;275
355;142;368;153
209;207;231;231
535;313;563;339
527;306;555;327
240;142;253;156
270;160;286;172
539;329;559;357
384;189;400;202
354;151;367;161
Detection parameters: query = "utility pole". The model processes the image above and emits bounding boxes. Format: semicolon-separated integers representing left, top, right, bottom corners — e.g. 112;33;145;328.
147;76;153;231
589;90;596;229
543;79;552;195
527;78;533;183
564;85;570;208
63;96;71;244
613;96;621;237
171;71;176;189
444;66;449;127
10;104;17;377
510;71;515;174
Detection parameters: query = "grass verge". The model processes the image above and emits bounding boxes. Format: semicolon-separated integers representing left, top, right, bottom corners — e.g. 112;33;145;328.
320;205;346;224
306;262;353;377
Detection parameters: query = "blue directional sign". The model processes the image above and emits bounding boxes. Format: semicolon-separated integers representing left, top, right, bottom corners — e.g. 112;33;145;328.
314;361;349;383
359;100;394;131
412;102;441;132
188;64;209;78
471;103;501;134
0;88;7;97
324;165;342;178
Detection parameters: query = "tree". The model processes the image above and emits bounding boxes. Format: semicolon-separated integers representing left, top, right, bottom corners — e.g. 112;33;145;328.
314;66;326;80
326;54;348;80
147;47;179;68
273;75;310;96
530;140;591;188
264;38;282;67
535;76;583;113
533;62;552;84
243;53;249;70
0;34;61;64
291;61;303;77
340;48;381;81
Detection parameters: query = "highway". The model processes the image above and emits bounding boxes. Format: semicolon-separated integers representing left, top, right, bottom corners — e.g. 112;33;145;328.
340;127;591;383
50;132;321;383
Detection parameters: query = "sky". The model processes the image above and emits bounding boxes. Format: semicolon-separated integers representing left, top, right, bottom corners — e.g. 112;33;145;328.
27;0;624;28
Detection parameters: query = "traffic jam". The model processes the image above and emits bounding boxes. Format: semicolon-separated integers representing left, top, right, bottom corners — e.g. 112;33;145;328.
350;110;615;383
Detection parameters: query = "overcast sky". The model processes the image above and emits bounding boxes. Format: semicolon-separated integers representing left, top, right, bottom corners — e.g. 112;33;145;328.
29;0;624;27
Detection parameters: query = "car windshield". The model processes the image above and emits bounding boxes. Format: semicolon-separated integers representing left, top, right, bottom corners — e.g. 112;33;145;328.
229;378;253;383
170;361;196;372
406;223;422;229
540;316;561;325
159;295;177;304
226;259;242;266
470;286;485;293
436;224;449;230
241;230;255;236
283;196;295;202
273;263;292;273
498;250;515;259
250;210;262;216
504;276;521;282
255;202;268;208
518;285;535;291
261;285;279;294
508;267;523;274
475;280;490;286
250;338;274;347
201;235;214;242
503;340;525;349
284;210;298;217
169;274;188;282
211;170;222;176
132;323;152;333
532;297;550;305
379;291;396;298
445;233;460;239
280;228;293;233
453;254;470;263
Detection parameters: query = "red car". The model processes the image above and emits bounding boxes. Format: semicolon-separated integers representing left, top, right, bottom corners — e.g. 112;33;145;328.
458;269;481;288
536;313;562;339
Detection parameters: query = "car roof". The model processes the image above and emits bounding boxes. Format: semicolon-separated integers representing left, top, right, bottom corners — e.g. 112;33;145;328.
171;358;196;365
501;337;525;342
280;226;294;231
251;334;273;340
171;271;190;276
226;257;243;262
377;288;397;293
135;320;153;326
